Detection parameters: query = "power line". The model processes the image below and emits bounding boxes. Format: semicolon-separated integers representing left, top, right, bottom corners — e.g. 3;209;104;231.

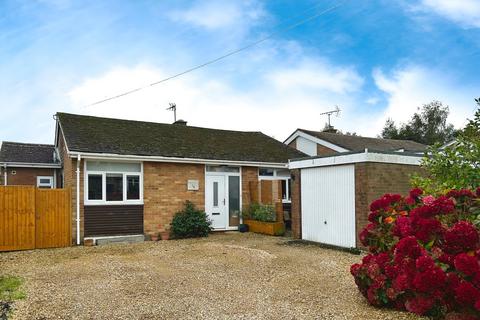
86;0;348;107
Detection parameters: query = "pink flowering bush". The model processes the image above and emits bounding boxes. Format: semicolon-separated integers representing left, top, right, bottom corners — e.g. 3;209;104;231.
351;188;480;319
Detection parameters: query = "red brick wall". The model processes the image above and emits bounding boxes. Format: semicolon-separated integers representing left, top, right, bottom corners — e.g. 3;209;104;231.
242;166;258;208
288;139;296;149
354;162;424;247
290;169;302;239
58;127;84;244
143;162;205;237
316;144;338;157
0;167;56;186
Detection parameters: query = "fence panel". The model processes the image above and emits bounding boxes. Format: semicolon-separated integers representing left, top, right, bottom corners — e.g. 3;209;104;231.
0;186;36;251
35;188;71;249
0;186;71;251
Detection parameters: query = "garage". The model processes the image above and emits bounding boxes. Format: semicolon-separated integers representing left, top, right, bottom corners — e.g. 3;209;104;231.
301;165;356;248
289;150;424;248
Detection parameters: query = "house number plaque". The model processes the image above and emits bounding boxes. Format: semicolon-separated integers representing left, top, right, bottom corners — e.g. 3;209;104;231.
187;180;199;191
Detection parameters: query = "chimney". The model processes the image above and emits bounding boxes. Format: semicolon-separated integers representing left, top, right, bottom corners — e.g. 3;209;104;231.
322;124;338;133
173;119;187;126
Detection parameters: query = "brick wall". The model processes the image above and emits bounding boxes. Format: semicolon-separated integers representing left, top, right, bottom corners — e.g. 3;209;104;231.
242;166;258;208
354;162;424;247
316;144;338;157
0;167;57;186
58;128;84;244
288;139;296;149
290;169;301;238
143;162;205;237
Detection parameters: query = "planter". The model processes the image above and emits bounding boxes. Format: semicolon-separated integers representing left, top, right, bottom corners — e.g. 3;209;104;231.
244;220;285;236
151;234;159;241
160;232;170;241
238;223;249;233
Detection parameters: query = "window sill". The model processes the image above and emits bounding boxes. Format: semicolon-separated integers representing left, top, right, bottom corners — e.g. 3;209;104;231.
84;201;144;206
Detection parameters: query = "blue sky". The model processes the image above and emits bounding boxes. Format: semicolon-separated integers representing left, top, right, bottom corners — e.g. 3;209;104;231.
0;0;479;143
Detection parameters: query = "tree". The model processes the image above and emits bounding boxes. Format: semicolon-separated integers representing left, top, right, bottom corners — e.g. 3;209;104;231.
412;98;480;194
381;101;456;145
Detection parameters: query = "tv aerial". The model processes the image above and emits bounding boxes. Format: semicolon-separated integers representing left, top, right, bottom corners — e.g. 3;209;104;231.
320;106;341;130
166;102;177;122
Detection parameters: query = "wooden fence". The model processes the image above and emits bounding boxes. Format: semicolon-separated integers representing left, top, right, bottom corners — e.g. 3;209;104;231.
0;186;71;252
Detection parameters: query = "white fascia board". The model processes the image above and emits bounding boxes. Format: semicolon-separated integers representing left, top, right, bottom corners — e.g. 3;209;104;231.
284;130;349;153
68;151;288;168
289;152;422;169
0;162;62;168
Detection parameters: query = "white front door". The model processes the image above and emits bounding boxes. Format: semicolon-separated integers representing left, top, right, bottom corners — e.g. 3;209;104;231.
205;175;227;229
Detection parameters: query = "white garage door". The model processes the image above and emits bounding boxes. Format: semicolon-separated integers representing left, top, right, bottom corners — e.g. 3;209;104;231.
301;165;356;248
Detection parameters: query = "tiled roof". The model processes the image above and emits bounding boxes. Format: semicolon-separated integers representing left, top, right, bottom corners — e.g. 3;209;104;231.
298;129;427;152
0;141;57;164
57;112;305;163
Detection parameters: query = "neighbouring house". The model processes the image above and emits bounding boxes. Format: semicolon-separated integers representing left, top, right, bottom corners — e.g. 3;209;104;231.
0;141;62;188
54;112;304;244
284;128;427;156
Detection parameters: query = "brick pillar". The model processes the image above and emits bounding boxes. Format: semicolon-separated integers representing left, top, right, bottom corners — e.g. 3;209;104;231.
290;169;301;239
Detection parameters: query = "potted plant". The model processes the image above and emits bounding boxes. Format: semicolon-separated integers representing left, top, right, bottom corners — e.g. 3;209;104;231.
150;233;159;241
160;225;170;240
243;203;285;236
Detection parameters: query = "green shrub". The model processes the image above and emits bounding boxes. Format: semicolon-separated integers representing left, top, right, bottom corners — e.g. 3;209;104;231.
243;202;276;222
171;201;212;239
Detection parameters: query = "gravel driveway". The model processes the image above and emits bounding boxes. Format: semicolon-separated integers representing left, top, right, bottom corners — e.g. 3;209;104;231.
0;232;422;320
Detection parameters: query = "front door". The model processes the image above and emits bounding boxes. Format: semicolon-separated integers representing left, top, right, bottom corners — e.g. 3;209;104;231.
205;175;227;229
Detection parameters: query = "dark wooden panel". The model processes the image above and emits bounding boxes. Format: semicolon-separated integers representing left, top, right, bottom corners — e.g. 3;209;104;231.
84;205;143;237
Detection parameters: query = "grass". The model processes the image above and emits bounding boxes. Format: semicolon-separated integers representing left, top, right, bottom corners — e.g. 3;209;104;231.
0;276;25;302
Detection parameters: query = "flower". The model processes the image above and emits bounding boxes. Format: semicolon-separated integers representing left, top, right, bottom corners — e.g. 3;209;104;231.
384;216;395;224
454;253;480;277
423;195;436;205
405;296;435;315
444;221;480;254
455;281;480;306
409;188;423;199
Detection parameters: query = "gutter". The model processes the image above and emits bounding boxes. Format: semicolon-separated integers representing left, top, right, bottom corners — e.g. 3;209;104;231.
3;163;6;186
67;151;288;169
76;154;81;245
0;162;62;168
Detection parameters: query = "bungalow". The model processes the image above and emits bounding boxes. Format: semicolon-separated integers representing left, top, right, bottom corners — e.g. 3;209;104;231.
54;112;304;244
0;141;62;188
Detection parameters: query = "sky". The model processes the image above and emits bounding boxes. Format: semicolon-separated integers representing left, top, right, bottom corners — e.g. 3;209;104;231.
0;0;479;144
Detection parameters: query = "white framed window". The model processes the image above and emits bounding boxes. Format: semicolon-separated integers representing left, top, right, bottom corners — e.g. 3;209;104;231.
259;167;291;203
37;176;54;189
85;161;143;205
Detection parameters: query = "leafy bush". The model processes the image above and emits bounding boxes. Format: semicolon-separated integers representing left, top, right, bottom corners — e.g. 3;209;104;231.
351;188;480;319
171;201;212;239
243;202;276;222
412;99;480;195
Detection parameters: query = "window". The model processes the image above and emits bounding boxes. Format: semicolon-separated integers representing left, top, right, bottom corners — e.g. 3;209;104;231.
127;175;140;200
37;176;53;189
88;174;102;200
259;167;291;203
106;174;123;201
259;168;274;176
85;161;142;204
206;165;240;173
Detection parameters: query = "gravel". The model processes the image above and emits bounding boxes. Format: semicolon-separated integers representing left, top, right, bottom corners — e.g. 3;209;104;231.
0;232;423;320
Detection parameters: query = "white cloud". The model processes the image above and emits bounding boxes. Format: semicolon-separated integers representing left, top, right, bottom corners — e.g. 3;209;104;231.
267;59;364;94
168;0;266;30
68;59;365;141
414;0;480;28
369;65;477;136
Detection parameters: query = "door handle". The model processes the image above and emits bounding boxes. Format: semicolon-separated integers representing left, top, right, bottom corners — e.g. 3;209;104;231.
212;212;220;215
223;199;225;205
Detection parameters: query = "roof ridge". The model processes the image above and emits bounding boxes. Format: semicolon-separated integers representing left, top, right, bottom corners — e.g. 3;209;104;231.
57;112;263;135
1;141;54;147
298;129;424;145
